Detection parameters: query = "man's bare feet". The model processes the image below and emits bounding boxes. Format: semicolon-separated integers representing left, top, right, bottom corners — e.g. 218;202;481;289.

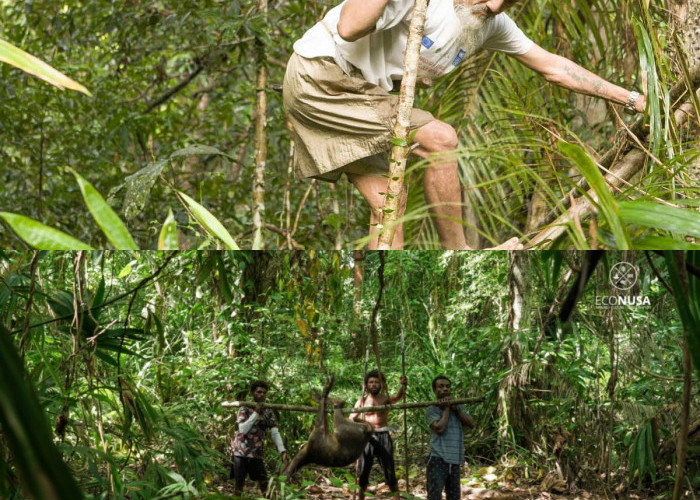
485;237;523;250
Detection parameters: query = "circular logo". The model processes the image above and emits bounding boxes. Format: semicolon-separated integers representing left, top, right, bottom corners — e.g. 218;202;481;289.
610;262;638;290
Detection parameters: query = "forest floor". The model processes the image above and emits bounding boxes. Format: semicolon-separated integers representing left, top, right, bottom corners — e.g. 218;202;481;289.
212;468;658;499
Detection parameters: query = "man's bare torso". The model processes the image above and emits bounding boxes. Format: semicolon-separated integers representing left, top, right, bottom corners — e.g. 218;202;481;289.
355;393;391;428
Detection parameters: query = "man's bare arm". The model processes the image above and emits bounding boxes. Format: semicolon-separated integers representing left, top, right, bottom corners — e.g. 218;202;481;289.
515;44;646;113
337;0;391;42
388;375;407;404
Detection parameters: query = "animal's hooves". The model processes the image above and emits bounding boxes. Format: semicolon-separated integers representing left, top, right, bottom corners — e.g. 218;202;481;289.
323;375;335;395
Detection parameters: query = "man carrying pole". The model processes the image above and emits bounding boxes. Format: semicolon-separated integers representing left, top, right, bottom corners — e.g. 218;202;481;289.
349;370;408;500
283;0;647;249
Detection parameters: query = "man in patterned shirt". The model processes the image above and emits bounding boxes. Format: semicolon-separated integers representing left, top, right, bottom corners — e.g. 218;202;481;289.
231;380;288;497
426;375;475;500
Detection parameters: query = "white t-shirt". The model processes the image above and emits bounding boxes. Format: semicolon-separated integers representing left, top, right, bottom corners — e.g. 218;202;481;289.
293;0;534;91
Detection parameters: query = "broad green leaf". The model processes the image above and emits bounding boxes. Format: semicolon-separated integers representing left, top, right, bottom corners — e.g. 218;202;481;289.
177;191;239;249
0;324;84;499
158;209;179;250
0;212;93;250
629;235;700;250
558;141;630;249
118;262;132;279
619;201;700;238
0;38;91;96
170;144;236;161
70;169;138;250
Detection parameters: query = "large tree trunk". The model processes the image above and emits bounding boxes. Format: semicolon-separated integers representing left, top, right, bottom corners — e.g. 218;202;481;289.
667;0;700;183
498;251;531;447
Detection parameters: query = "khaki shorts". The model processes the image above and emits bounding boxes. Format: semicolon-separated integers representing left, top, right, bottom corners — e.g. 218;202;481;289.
283;53;434;182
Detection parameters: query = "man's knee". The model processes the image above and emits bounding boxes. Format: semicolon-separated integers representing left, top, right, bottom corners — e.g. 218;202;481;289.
417;121;458;152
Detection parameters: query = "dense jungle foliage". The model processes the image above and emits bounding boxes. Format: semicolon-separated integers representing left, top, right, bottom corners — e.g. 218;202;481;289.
1;0;699;249
0;250;698;499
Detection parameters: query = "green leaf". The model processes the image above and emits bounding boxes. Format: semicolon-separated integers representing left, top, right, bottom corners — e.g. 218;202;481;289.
629;235;700;250
91;277;106;308
158;210;179;250
558;141;630;249
118;262;133;279
0;212;93;250
177;191;239;249
170;144;236;161
619;201;700;238
70;169;138;250
665;251;700;377
0;324;84;499
0;38;91;95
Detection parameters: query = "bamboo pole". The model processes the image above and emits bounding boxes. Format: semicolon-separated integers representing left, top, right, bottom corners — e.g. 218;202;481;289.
377;0;429;249
222;397;484;414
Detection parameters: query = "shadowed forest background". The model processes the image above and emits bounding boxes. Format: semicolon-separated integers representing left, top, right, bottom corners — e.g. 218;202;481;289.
1;0;699;249
0;250;698;499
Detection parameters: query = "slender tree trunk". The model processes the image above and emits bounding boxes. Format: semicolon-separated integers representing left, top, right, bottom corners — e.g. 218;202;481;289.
377;0;429;249
672;252;692;500
604;307;619;485
251;0;268;249
352;250;366;359
369;252;386;375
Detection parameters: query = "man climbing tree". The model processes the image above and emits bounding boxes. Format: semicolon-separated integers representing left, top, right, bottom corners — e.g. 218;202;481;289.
349;370;408;500
283;0;647;249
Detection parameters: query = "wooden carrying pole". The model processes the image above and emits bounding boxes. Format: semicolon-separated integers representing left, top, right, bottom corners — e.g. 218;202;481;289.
222;397;484;414
377;0;430;249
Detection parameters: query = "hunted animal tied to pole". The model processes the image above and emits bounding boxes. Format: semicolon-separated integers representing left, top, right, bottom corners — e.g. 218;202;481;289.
281;377;374;477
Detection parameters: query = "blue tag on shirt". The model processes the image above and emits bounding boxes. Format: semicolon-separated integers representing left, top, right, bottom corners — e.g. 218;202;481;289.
422;36;434;49
453;49;466;66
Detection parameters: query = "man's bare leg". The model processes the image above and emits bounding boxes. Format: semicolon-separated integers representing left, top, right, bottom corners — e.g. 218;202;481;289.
413;120;522;250
347;173;405;249
411;120;470;249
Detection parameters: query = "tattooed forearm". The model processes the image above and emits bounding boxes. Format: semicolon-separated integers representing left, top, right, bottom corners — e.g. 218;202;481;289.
563;63;611;99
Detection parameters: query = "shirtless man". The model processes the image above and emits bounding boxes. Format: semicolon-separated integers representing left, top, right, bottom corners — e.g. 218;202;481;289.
349;370;407;500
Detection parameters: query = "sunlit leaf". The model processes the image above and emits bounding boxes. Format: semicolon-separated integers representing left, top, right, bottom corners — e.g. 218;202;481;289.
0;38;91;96
0;212;93;250
158;210;179;250
558;141;630;249
176;190;239;249
70;169;138;250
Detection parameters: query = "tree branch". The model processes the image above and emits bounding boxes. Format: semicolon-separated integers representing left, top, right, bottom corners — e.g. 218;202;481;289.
13;252;178;334
221;397;485;414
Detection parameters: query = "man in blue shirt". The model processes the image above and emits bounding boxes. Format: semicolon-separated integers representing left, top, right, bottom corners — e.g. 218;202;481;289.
426;375;475;500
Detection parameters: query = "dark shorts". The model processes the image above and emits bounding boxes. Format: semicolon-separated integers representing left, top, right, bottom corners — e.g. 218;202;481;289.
426;455;461;500
231;455;267;483
358;431;398;489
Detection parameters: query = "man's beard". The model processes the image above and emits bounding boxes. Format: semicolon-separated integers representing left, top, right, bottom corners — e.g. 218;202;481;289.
454;4;489;52
369;387;381;395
